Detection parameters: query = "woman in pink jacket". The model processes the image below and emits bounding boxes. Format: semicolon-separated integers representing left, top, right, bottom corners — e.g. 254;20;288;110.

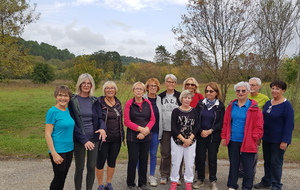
221;81;263;190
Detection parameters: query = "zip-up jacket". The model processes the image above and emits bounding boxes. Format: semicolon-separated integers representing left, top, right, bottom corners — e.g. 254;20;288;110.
221;99;263;153
98;96;124;144
195;98;225;142
124;98;155;142
68;95;107;145
158;89;182;106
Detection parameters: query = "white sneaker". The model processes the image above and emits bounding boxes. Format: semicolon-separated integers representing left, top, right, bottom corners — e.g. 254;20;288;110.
228;188;236;190
211;181;218;190
160;177;168;185
148;176;157;187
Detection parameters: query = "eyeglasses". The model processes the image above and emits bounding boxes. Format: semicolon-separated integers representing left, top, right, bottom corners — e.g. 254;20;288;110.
134;88;144;91
266;105;272;113
105;87;115;90
186;83;196;87
250;84;258;87
236;89;247;93
149;85;157;88
166;81;175;84
81;82;92;86
205;90;215;93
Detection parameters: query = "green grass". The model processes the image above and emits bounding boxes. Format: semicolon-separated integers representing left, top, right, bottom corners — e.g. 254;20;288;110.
0;80;299;162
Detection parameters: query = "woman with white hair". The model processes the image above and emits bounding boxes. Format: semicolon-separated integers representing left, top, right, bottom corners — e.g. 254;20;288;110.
169;90;200;190
68;73;107;190
221;81;263;190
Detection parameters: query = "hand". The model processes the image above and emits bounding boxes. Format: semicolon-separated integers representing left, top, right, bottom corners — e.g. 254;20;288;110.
137;133;145;140
280;142;288;150
84;141;95;151
138;126;150;136
95;129;107;142
257;139;262;146
201;130;212;138
52;153;64;165
221;139;227;147
183;138;192;147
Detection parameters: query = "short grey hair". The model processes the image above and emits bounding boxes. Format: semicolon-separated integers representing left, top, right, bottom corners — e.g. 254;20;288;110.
165;74;177;83
234;81;250;92
102;81;118;95
179;90;194;103
75;73;95;96
249;77;262;86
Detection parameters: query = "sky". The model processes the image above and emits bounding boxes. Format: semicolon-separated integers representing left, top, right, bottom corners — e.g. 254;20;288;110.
21;0;189;61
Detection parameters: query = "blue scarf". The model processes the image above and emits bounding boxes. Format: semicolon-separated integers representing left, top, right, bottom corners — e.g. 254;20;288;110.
206;99;216;109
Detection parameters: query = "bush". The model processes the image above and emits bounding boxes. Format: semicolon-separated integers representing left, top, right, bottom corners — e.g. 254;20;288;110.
31;62;55;83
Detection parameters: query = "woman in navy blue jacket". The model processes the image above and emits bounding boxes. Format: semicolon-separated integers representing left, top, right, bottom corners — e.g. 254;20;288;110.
68;73;107;190
194;82;225;190
254;81;294;190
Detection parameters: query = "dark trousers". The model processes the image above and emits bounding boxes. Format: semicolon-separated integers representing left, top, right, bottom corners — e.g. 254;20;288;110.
127;140;151;187
195;137;220;182
96;141;121;169
159;131;172;178
49;151;73;190
260;142;285;190
227;141;255;190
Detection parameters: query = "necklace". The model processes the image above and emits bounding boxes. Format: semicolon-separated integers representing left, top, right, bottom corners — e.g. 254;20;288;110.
105;97;115;107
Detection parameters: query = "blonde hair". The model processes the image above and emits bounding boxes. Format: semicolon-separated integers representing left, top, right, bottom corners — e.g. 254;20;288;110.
75;73;95;96
132;81;146;93
102;81;118;95
182;77;200;93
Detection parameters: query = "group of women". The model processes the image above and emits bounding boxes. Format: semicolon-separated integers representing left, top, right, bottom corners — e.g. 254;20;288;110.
45;73;294;190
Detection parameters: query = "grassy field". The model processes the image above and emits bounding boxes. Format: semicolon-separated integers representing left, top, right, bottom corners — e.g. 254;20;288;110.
0;80;299;162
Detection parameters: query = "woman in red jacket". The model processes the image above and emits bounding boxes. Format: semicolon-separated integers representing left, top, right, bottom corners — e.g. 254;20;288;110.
221;81;263;190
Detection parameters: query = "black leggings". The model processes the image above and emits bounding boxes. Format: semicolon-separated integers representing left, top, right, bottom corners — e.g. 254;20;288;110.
49;151;73;190
96;141;121;169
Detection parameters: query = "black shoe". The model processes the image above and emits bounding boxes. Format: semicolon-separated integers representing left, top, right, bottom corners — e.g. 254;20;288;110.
254;182;271;189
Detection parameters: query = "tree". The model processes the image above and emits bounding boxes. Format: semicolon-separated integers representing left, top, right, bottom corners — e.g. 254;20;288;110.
172;50;191;66
69;55;104;90
254;0;300;80
154;45;171;64
172;0;255;102
31;62;55;84
0;0;40;79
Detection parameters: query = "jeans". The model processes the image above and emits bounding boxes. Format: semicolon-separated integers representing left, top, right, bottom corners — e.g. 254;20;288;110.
227;141;255;190
74;140;99;190
149;132;159;176
260;142;285;190
159;131;171;178
195;137;220;182
49;151;73;190
127;140;151;187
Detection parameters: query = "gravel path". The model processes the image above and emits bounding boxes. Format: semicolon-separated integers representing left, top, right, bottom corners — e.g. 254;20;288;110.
0;159;299;190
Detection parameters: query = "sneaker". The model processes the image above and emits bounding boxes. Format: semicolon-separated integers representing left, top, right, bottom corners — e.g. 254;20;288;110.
253;182;271;189
185;182;192;190
160;177;168;184
169;182;177;190
97;185;105;190
228;188;236;190
105;183;114;190
193;179;204;189
177;179;181;186
148;176;157;187
211;181;218;190
138;185;149;190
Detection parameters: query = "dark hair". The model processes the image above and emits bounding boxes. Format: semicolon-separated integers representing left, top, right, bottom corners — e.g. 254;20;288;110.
270;81;287;90
54;85;72;98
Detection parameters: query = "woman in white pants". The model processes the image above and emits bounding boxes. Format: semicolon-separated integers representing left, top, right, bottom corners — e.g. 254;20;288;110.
169;90;200;190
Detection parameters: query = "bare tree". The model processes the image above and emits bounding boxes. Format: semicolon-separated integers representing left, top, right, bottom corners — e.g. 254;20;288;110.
172;0;255;102
254;0;300;81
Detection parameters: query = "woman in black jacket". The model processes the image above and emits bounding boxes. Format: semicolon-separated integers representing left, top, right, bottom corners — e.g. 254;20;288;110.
193;82;225;190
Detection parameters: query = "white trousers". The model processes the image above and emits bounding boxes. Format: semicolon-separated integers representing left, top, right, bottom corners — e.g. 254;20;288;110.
170;139;196;183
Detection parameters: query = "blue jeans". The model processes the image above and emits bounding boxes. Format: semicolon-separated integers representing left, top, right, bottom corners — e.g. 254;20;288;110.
149;132;159;176
227;141;255;190
260;142;285;190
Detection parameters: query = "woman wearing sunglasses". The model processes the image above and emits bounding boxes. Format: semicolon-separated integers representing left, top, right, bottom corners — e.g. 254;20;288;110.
182;77;204;108
221;81;263;190
193;82;225;190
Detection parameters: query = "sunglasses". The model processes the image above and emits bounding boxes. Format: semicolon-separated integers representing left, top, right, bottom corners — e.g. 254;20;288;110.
186;83;196;87
236;89;247;93
205;90;215;93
